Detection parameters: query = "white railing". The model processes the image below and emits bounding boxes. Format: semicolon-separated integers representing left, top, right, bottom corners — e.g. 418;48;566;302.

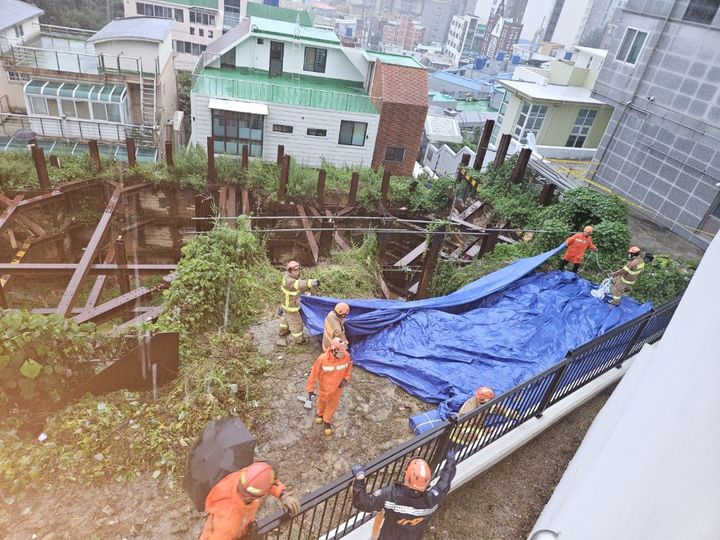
9;45;158;76
38;23;96;40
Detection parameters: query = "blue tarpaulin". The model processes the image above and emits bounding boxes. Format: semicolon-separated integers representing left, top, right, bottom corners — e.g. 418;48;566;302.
301;245;652;423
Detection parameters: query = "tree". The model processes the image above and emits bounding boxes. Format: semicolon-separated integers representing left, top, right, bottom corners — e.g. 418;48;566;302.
31;0;124;31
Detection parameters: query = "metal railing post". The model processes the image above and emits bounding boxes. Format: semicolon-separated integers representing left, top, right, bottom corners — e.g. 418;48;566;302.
534;356;571;418
615;314;652;368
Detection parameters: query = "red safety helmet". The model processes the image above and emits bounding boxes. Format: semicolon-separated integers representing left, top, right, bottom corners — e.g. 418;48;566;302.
404;458;431;491
237;462;277;499
286;260;301;271
334;303;350;316
330;337;347;352
474;386;495;404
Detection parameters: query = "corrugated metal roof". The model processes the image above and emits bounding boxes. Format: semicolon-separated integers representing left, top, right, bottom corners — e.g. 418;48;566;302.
430;71;490;92
246;3;312;26
88;17;174;44
194;67;377;114
366;50;424;69
250;16;340;45
2;0;44;31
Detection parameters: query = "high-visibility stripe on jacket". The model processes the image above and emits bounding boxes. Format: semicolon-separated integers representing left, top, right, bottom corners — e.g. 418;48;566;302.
306;349;352;396
619;258;645;285
563;232;596;264
280;272;313;313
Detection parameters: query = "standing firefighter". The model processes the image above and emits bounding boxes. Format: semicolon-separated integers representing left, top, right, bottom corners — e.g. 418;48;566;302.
322;302;350;351
351;448;457;540
306;337;352;436
609;245;645;306
277;260;319;346
201;461;300;540
559;226;597;273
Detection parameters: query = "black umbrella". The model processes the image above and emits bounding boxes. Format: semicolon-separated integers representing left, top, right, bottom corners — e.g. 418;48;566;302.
13;128;37;141
183;417;256;512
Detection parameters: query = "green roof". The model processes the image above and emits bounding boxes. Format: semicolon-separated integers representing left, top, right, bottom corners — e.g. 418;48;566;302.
194;67;377;114
157;0;218;8
366;50;425;69
246;3;313;26
428;91;456;102
251;16;340;45
455;99;496;112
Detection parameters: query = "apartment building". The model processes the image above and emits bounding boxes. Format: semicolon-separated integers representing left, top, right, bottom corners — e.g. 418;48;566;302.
591;0;720;248
190;13;428;174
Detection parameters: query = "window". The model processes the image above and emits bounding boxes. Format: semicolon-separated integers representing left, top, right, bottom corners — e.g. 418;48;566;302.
190;27;195;35
29;96;48;115
307;128;327;136
338;121;367;146
303;47;327;73
7;71;30;82
212;109;264;157
273;124;293;133
174;40;206;56
14;24;24;38
683;0;720;24
137;2;183;21
208;30;213;38
513;102;547;144
566;109;597;148
92;102;107;121
199;29;204;37
76;101;90;119
616;27;648;65
384;147;405;162
490;90;508;146
189;10;215;26
60;99;76;118
175;9;184;22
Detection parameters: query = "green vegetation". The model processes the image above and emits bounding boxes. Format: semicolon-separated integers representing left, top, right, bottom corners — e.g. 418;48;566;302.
0;225;382;492
33;0;123;31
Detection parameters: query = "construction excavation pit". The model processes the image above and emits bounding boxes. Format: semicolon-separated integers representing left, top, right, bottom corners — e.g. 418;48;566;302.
0;138;689;539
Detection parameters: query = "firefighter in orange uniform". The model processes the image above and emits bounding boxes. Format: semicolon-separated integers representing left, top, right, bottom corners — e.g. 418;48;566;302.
559;225;597;273
306;337;352;436
201;461;300;540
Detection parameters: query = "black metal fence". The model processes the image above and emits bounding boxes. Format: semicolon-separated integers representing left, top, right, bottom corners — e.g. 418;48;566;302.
256;297;682;539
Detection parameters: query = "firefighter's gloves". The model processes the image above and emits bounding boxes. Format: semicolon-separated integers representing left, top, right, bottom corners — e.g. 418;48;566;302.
308;391;316;400
311;279;320;287
339;379;348;389
280;492;301;516
351;464;366;481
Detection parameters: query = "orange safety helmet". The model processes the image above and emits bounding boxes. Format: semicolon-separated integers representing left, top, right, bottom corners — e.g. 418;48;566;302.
583;226;593;234
330;337;347;352
628;246;641;255
475;386;495;404
403;458;432;491
334;302;350;316
286;260;301;271
237;461;277;499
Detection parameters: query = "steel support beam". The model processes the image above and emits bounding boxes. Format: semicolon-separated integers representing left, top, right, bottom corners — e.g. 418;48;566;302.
57;186;123;317
297;204;319;263
0;195;23;237
0;263;176;275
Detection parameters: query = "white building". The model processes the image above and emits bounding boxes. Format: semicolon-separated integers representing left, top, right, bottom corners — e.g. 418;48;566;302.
444;14;483;68
191;13;429;174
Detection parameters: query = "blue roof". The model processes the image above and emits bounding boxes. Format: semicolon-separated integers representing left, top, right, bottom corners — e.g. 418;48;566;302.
430;71;491;92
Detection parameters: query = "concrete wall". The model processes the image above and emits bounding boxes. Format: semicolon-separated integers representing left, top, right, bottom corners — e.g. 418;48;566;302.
191;93;379;168
591;0;720;248
232;38;365;82
94;39;164;73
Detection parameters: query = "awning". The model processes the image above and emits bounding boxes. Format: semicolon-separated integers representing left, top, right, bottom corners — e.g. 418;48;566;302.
208;98;268;115
24;80;127;103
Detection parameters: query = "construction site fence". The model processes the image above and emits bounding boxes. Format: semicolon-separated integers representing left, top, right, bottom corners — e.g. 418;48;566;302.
254;295;682;539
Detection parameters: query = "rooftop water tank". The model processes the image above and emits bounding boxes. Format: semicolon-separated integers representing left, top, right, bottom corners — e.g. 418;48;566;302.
474;56;487;70
511;54;521;64
495;51;505;61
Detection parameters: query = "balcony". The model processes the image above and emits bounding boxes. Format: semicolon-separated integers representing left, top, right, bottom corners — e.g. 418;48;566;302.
192;66;378;115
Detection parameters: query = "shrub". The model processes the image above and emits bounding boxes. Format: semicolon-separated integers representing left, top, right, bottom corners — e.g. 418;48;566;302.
556;187;626;229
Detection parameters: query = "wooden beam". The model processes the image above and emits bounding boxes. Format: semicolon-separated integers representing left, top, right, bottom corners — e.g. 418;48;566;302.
165;140;174;168
316;169;326;208
1;236;34;288
126;137;137;168
455;200;483;221
31;145;50;189
416;225;445;299
57;186;124;317
33;307;152;315
114;305;164;329
473;119;495;171
494;134;512;168
73;274;174;325
0;263;177;275
394;241;426;267
348;172;359;207
326;210;350;251
115;236;131;294
297;204;319;263
0;195;23;237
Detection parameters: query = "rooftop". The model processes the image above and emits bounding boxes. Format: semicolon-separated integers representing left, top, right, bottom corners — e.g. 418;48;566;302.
2;0;43;31
250;16;340;45
88;17;174;44
194;67;377;114
499;79;605;105
366;50;425;69
430;71;491;92
151;0;217;7
246;2;313;26
424;114;463;143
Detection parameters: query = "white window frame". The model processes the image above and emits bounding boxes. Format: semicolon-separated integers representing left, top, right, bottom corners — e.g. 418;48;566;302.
490;90;508;146
513;102;547;144
14;24;24;38
566;108;598;148
7;71;31;83
615;27;648;65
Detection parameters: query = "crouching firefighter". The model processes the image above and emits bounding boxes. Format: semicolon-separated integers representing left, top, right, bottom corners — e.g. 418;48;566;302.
351;448;457;540
277;260;319;346
201;461;300;540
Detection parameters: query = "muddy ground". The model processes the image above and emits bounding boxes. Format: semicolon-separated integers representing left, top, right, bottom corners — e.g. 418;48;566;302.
0;316;611;540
